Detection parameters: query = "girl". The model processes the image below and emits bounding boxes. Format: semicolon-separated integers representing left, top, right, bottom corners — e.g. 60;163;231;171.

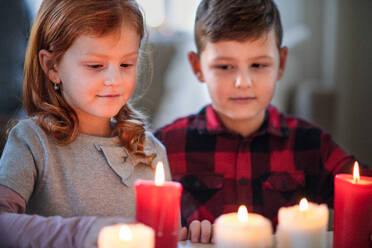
0;0;171;247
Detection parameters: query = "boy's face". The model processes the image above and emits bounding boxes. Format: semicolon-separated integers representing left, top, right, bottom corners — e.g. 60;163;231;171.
189;29;287;129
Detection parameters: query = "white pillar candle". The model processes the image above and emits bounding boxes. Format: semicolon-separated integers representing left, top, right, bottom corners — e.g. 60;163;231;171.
215;205;273;248
98;223;154;248
276;198;329;248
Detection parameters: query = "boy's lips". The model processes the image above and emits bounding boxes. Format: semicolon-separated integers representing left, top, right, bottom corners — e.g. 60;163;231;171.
229;96;257;103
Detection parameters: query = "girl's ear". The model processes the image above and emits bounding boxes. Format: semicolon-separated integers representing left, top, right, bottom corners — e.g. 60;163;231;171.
277;46;288;80
188;51;205;82
39;49;61;84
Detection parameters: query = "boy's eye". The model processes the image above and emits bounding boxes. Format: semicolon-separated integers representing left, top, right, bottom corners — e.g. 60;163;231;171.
215;64;234;70
251;63;268;68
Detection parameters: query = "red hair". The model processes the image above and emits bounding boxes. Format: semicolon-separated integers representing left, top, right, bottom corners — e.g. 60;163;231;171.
24;0;151;156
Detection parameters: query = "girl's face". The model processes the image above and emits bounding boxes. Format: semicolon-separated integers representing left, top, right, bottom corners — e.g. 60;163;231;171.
55;25;140;135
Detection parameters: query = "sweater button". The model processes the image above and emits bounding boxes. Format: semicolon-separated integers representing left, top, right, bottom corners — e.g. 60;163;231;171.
239;178;248;185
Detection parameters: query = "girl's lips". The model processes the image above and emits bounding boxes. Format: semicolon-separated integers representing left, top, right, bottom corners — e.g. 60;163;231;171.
97;94;120;97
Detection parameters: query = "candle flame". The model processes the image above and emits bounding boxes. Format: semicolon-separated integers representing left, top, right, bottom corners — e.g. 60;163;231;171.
237;205;249;222
353;161;360;184
155;161;165;186
299;198;308;212
119;225;132;242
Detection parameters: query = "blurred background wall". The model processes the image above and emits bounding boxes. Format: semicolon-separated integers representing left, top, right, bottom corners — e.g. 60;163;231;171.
0;0;31;151
2;0;371;168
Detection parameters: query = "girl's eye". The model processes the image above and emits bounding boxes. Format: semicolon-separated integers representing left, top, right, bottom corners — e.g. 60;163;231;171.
88;64;103;69
121;63;133;68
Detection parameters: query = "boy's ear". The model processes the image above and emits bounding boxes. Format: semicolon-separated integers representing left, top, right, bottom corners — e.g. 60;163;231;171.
277;46;288;80
39;49;61;84
187;51;205;82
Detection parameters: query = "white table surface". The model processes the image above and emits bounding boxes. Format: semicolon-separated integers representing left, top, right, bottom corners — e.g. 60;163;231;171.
178;232;333;248
178;241;212;248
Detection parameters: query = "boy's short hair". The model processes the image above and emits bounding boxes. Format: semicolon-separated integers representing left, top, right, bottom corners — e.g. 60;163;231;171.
194;0;283;53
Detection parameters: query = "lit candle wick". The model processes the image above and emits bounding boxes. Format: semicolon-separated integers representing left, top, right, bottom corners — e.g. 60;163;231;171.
353;161;360;184
119;225;132;242
237;205;248;222
299;198;308;212
155;161;165;186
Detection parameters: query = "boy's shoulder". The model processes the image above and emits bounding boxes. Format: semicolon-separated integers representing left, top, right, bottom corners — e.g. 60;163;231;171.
268;105;324;130
154;106;208;135
155;115;192;133
267;105;331;143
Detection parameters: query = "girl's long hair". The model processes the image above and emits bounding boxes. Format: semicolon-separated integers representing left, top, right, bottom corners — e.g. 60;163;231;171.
24;0;151;157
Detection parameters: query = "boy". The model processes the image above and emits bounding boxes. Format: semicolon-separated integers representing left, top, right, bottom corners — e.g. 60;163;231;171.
155;0;370;243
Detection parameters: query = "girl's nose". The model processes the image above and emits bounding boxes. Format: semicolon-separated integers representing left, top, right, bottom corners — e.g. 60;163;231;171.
104;66;121;86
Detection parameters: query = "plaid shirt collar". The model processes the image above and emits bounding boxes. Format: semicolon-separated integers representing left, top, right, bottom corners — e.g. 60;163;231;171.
190;104;290;138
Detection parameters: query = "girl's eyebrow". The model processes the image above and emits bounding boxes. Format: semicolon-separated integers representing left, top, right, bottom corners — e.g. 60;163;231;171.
82;51;139;59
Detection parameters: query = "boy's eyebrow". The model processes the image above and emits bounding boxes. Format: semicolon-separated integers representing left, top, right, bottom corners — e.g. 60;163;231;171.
213;55;274;61
251;55;275;60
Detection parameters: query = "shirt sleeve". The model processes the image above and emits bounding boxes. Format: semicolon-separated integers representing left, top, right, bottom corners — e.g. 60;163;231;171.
321;132;356;174
316;131;355;206
0;121;40;202
0;184;26;213
321;132;372;176
0;184;133;248
0;184;94;247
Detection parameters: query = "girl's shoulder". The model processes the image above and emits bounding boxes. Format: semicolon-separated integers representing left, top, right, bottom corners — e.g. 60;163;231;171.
8;118;50;145
144;131;171;179
144;131;166;152
10;118;46;136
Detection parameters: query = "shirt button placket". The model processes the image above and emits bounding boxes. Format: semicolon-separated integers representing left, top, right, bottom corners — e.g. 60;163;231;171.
235;138;252;206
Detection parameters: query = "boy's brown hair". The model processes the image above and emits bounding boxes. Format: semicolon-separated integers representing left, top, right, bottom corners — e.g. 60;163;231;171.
194;0;283;53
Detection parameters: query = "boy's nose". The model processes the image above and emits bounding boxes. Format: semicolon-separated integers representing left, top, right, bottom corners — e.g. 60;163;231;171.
234;73;252;88
104;80;113;86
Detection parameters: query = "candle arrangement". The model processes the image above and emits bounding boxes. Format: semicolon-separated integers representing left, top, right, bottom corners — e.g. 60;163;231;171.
101;160;371;248
214;205;273;248
276;198;329;248
135;161;183;248
98;223;154;248
334;161;372;248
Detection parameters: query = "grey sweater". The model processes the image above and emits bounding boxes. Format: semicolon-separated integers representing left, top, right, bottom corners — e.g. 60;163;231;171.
0;118;171;247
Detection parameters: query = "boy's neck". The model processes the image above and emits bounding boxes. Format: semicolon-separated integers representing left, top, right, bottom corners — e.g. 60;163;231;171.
217;110;266;137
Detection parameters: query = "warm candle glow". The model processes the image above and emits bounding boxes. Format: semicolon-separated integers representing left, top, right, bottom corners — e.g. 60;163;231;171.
155;161;165;186
299;198;308;212
119;225;132;242
353;161;360;184
237;205;249;222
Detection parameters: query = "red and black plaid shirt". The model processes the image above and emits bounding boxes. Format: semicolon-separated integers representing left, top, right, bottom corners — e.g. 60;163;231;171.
154;104;360;227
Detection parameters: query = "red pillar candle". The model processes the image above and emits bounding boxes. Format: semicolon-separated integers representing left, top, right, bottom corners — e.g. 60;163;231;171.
334;162;372;248
135;162;182;248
